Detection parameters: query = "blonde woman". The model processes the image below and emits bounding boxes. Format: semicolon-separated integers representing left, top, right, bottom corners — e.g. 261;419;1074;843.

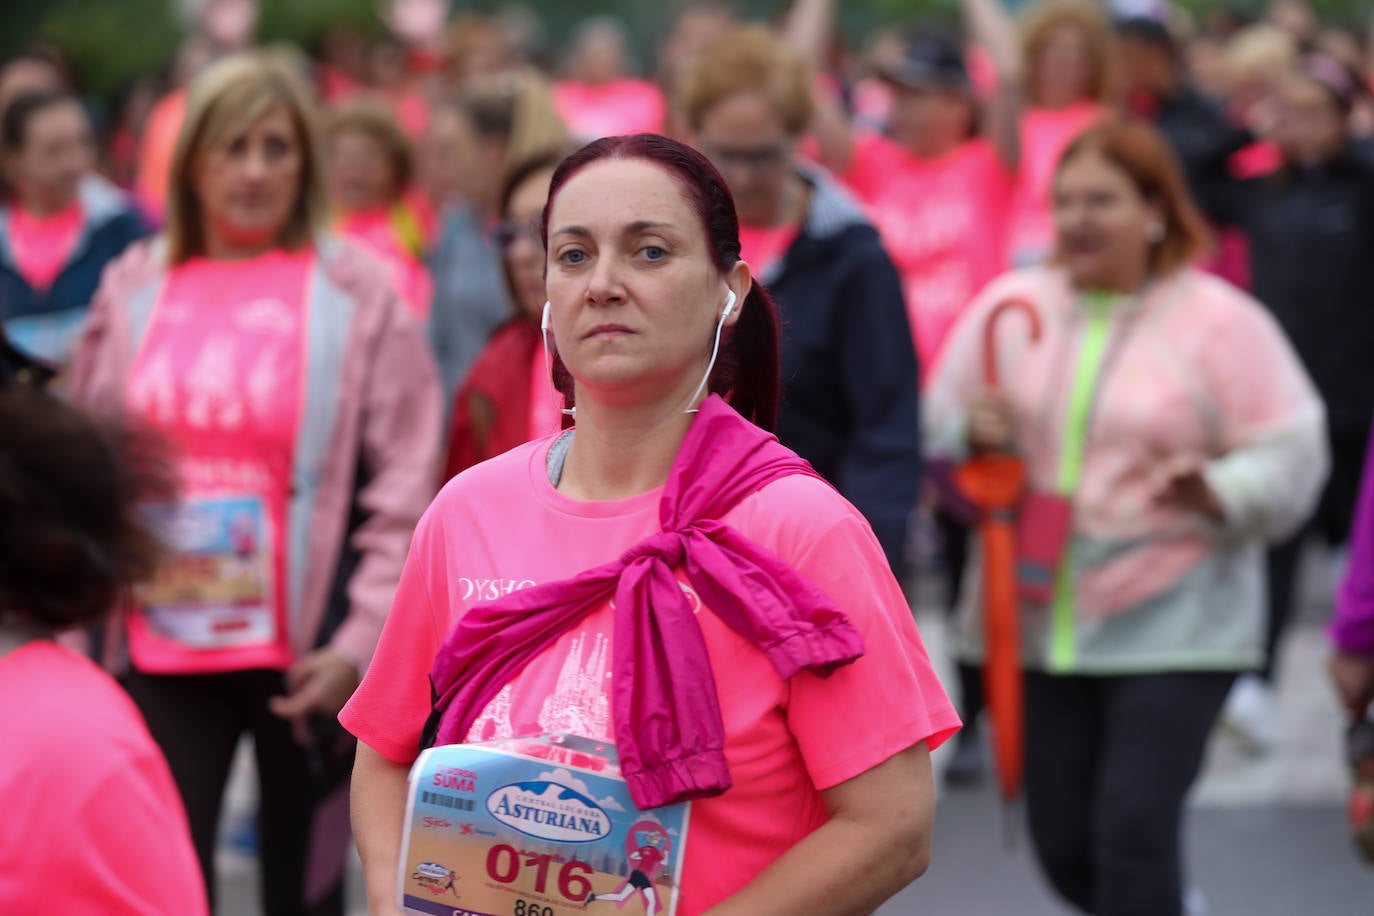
68;51;441;914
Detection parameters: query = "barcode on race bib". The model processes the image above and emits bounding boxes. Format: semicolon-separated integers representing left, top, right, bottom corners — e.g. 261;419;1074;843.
421;791;475;811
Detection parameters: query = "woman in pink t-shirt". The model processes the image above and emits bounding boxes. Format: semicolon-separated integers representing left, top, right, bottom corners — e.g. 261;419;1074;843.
0;90;148;367
554;17;666;140
1005;0;1111;267
67;52;441;916
798;0;1024;370
344;135;959;915
326;98;434;320
0;388;207;916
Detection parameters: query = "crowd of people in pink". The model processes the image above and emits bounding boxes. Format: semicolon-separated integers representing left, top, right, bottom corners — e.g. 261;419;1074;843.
2;0;1374;914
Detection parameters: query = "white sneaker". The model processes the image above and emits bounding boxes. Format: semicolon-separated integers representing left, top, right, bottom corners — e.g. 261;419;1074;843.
1220;674;1278;756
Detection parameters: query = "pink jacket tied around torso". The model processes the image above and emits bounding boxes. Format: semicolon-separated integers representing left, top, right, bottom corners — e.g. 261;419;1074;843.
426;396;867;809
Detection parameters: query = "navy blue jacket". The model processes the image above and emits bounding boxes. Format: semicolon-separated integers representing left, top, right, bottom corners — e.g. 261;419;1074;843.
0;177;149;365
762;167;921;573
1213;145;1374;438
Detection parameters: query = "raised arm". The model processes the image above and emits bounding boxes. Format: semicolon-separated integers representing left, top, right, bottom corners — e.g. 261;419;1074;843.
962;0;1023;171
783;0;858;174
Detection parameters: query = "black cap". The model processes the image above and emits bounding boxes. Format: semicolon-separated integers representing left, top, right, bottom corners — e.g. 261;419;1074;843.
1114;15;1176;52
877;30;970;93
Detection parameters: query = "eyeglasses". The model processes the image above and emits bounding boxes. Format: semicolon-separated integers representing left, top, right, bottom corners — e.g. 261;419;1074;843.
488;218;543;251
698;143;789;171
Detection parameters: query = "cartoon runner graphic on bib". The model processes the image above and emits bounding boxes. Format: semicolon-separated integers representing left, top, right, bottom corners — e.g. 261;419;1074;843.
229;509;258;562
583;818;670;914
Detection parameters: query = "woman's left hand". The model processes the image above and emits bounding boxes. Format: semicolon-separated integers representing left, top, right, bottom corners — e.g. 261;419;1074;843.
269;647;361;720
1329;651;1374;719
1151;455;1225;522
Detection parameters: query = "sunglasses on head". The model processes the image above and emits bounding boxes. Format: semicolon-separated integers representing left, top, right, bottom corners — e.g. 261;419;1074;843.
700;143;788;170
488;217;543;251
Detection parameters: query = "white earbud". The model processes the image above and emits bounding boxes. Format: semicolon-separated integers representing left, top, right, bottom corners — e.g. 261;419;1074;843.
721;290;737;321
541;300;552;332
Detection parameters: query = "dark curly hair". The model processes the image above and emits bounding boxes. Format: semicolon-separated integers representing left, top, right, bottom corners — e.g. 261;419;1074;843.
0;389;174;629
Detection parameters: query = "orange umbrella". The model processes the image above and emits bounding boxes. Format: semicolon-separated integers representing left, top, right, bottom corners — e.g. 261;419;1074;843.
952;297;1042;805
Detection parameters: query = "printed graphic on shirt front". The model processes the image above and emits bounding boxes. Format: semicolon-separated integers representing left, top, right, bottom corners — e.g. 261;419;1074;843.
400;735;690;916
129;297;303;433
121;258;309;669
467;631;612;744
137;494;276;649
464;583;700;746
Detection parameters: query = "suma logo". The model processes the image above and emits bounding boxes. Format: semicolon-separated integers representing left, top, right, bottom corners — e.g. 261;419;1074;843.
486;780;612;844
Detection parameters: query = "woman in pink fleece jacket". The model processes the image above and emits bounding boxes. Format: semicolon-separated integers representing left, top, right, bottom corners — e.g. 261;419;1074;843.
925;118;1327;915
66;52;440;915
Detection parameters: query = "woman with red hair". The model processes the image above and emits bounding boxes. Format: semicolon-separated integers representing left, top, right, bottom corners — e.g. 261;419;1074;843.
927;118;1326;914
345;135;959;914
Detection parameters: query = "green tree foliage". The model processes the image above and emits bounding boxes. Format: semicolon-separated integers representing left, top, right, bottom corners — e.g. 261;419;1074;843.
6;0;1374;110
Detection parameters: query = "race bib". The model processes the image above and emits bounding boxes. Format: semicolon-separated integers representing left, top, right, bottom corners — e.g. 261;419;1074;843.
400;734;690;916
137;494;276;649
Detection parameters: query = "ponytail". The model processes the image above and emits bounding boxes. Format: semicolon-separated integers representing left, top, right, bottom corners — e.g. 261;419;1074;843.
710;283;779;431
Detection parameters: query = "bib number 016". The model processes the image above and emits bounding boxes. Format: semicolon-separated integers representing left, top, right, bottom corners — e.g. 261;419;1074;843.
486;844;593;902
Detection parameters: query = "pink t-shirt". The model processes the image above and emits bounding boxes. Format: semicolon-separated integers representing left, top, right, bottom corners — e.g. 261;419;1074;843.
9;202;84;290
1005;103;1103;268
1230;140;1282;179
339;209;433;321
0;641;207;915
852;78;893;130
553;79;666;140
135;90;186;222
393;91;431;139
340;435;959;914
843;132;1014;371
738;221;800;280
124;250;313;674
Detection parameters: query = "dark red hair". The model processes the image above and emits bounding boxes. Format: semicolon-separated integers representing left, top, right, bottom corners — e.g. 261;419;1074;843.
541;133;781;431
